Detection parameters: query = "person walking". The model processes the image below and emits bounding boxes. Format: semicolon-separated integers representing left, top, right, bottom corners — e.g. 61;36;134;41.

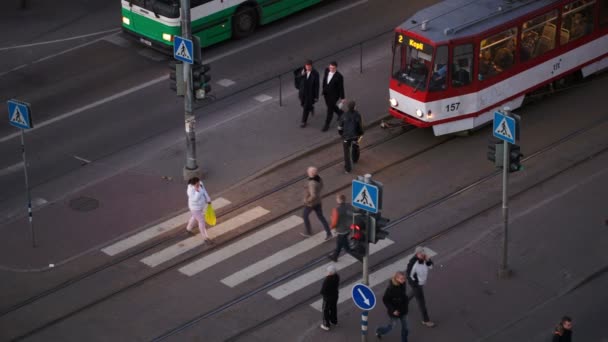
337;100;364;173
296;59;319;128
552;316;573;342
301;166;332;240
406;246;436;327
329;194;351;262
186;177;213;244
319;264;340;331
321;61;345;132
375;271;409;342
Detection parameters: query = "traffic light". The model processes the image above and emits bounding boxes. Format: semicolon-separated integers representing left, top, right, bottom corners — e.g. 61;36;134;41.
192;63;211;100
487;138;504;168
169;61;184;96
508;144;523;173
348;211;367;262
369;213;389;244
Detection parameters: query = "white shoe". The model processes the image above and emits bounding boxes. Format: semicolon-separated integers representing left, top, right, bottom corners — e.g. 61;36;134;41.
320;324;330;331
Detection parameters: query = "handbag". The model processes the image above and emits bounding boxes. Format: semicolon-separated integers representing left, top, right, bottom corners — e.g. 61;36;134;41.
205;203;217;226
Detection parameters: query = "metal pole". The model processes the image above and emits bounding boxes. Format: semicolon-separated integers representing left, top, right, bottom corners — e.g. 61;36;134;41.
361;310;369;340
20;0;27;9
181;0;200;181
359;43;363;74
499;110;511;278
360;174;372;342
21;130;36;247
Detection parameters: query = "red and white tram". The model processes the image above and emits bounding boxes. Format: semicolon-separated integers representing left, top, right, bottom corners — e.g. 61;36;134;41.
388;0;608;136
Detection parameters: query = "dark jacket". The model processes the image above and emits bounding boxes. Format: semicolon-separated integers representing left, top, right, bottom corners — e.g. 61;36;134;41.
333;202;351;235
338;110;364;140
304;175;323;207
322;69;345;105
382;279;408;317
320;273;340;299
552;325;572;342
297;68;320;109
406;255;433;287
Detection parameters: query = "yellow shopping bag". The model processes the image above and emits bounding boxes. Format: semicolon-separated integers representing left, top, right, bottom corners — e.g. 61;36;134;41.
205;203;216;226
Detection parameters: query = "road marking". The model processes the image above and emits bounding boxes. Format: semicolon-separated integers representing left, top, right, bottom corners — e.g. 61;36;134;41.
309;248;438;311
221;230;333;288
0;28;121;52
72;155;92;164
101;197;231;256
267;239;395;300
140;206;269;267
217;79;235;87
179;215;303;276
0;162;24;177
254;94;273;102
0;0;369;142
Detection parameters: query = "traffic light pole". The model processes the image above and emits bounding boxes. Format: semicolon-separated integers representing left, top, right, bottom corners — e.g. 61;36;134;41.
499;110;512;279
360;175;374;342
180;0;200;181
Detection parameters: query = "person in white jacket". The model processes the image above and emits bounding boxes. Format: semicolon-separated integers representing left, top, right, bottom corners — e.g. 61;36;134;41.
186;177;212;243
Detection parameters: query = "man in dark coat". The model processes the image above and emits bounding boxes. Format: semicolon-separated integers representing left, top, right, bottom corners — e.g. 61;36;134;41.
321;61;345;132
375;271;409;342
337;100;364;173
296;59;319;128
552;316;573;342
319;265;340;331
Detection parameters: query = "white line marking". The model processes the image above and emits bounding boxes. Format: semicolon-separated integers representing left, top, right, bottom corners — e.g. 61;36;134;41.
309;248;438;311
72;155;92;164
0;28;121;52
0;162;24;177
101;197;231;256
221;230;331;288
254;94;273;102
140;206;269;267
267;239;395;300
179;215;303;277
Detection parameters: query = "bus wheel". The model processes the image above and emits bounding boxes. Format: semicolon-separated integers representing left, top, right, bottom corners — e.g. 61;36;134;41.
233;6;257;38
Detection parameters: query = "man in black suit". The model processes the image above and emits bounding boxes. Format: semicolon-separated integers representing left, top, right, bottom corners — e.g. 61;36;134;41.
296;59;320;128
321;61;345;132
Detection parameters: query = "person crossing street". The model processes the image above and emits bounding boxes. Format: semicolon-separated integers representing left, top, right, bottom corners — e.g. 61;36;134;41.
301;166;332;240
329;194;351;262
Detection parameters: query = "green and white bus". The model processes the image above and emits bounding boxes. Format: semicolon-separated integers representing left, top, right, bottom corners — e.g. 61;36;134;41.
121;0;323;51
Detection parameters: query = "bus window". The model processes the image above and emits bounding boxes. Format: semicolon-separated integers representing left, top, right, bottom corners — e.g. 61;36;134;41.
451;44;473;88
520;10;558;61
479;27;517;80
562;1;595;42
429;46;448;92
392;33;434;91
601;0;608;27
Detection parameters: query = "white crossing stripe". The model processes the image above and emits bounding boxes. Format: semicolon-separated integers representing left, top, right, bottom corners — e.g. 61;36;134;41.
179;215;303;276
102;198;231;256
267;239;395;300
309;248;438;311
140;206;269;267
221;230;330;288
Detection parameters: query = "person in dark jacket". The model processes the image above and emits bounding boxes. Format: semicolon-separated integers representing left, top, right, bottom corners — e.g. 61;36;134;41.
296;59;320;128
329;194;351;262
321;61;345;132
319;265;340;331
337;100;364;173
376;271;409;342
552;316;573;342
406;246;436;327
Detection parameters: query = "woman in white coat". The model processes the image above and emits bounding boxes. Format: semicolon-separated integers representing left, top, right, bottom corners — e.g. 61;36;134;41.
186;177;212;243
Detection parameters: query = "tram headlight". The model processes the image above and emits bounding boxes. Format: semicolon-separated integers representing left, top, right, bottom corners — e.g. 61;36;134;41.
389;98;398;107
122;17;131;25
416;109;423;118
162;33;173;42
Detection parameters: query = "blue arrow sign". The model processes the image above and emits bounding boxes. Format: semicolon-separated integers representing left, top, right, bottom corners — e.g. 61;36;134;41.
493;111;516;144
352;180;379;213
351;283;376;310
7;99;33;130
173;36;194;64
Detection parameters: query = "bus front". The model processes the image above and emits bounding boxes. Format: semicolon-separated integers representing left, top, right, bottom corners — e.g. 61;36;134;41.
121;0;181;51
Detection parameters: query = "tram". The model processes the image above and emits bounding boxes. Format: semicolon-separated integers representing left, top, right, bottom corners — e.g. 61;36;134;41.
388;0;608;136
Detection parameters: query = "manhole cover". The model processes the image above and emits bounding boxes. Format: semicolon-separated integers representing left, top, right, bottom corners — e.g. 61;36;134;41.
69;196;100;212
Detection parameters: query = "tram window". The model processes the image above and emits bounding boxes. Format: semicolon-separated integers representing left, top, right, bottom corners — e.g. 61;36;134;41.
429;46;448;92
601;0;608;27
562;1;595;42
478;27;517;80
452;44;473;88
391;33;433;91
520;10;557;61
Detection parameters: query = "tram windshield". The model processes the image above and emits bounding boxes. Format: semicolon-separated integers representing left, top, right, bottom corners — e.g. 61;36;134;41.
392;33;434;91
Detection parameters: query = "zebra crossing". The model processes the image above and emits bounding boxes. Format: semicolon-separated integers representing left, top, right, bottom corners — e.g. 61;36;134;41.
100;197;437;312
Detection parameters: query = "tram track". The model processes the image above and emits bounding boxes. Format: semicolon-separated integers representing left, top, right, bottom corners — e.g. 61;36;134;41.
153;114;608;342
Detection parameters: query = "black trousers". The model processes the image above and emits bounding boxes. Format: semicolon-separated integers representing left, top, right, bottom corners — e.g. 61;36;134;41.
332;233;351;259
301;105;314;123
342;138;360;172
322;296;338;326
323;98;343;128
302;204;331;236
409;284;430;322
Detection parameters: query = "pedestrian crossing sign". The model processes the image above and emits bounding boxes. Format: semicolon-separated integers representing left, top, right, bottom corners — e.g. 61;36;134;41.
173;36;194;64
493;111;516;144
7;99;33;130
352;180;379;213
